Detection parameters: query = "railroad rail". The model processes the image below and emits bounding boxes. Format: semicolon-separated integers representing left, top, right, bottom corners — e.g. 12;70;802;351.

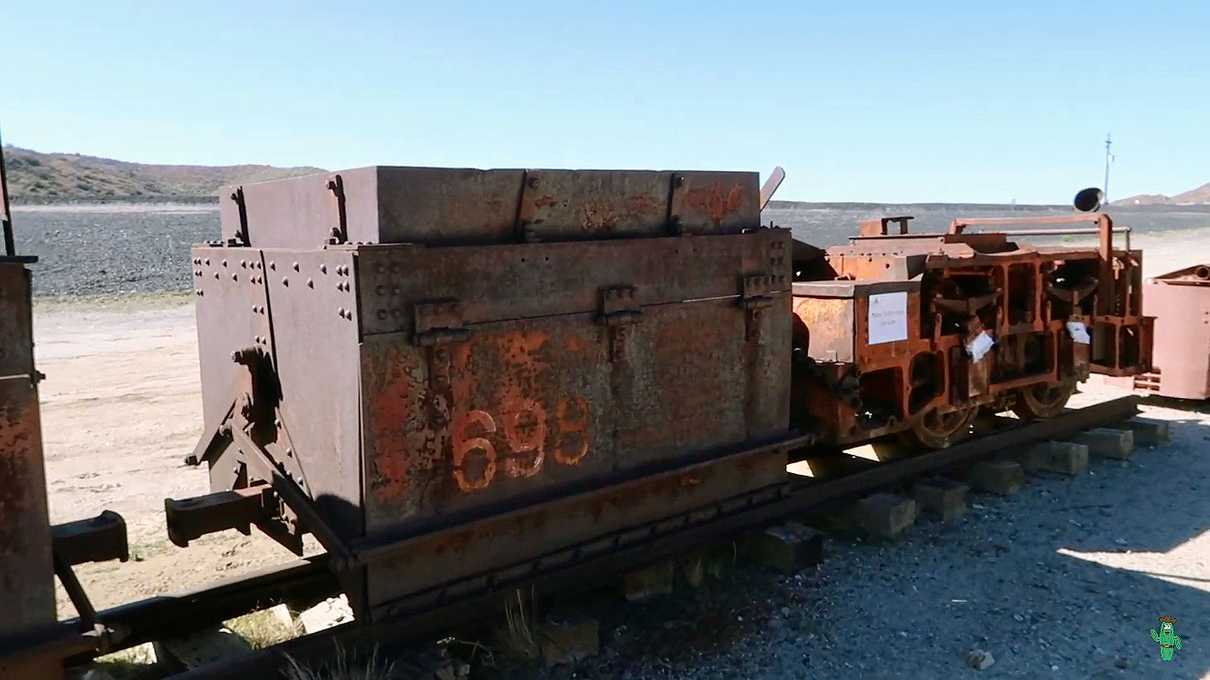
3;395;1138;678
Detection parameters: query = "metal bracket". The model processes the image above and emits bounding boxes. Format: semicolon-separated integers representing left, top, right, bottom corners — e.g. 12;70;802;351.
413;299;470;346
599;286;640;361
52;511;129;566
229;427;355;570
326;174;348;245
228;187;249;247
741;274;776;341
666;174;686;235
516;171;545;242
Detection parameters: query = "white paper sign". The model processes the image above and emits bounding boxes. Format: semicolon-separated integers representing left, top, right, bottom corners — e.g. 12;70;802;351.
966;330;995;361
1065;321;1091;344
868;292;908;344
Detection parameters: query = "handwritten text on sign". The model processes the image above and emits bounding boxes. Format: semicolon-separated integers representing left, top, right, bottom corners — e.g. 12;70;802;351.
867;292;908;344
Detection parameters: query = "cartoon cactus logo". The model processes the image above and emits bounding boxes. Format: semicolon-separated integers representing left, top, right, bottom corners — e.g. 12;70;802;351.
1150;616;1182;662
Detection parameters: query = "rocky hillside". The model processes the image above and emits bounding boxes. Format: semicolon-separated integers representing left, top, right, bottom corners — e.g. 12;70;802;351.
1114;182;1210;206
2;146;323;203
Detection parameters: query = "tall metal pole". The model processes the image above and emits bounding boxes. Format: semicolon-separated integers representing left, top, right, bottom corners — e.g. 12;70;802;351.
0;126;14;257
1103;133;1112;205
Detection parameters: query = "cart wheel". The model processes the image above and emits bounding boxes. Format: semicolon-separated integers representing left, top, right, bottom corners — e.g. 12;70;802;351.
902;405;978;449
1011;381;1076;420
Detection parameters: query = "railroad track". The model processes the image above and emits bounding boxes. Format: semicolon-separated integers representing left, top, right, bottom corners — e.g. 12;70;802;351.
42;395;1144;678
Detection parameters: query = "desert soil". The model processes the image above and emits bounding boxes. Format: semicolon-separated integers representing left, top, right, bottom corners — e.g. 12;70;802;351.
33;233;1210;678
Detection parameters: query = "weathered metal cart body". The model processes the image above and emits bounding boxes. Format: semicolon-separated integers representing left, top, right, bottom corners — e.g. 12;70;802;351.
173;167;798;619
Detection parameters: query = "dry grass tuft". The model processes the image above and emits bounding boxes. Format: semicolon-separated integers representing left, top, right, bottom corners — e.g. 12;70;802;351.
497;587;540;661
226;607;300;650
283;644;397;680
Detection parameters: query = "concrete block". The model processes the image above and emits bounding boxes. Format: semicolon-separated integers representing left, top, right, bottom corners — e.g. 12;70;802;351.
1022;441;1089;475
913;478;968;522
154;627;252;670
298;595;354;634
968;460;1025;495
856;493;917;539
540;616;600;667
620;560;674;601
1122;417;1170;446
742;522;824;574
1070;428;1134;460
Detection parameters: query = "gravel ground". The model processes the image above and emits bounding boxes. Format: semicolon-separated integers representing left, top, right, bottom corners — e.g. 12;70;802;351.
491;390;1210;680
12;205;219;297
11;203;1210;298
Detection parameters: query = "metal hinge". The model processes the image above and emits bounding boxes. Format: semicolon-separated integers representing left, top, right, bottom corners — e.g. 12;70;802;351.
413;299;470;346
228;187;249;247
599;285;640;361
741;274;779;341
326;174;349;245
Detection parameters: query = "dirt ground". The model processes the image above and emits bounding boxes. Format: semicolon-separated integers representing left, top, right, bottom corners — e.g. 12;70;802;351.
31;231;1210;677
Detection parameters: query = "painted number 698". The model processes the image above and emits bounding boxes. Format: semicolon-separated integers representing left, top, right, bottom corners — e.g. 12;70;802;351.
451;395;590;492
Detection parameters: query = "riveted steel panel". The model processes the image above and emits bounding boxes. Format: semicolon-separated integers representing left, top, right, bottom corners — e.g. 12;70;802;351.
364;440;788;612
356;230;790;337
260;247;364;537
192;247;277;432
0;265;33;377
357;293;792;532
0;374;54;635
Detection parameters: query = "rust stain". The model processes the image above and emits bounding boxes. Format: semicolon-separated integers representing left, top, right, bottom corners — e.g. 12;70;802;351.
367;344;447;502
533;195;560;209
0;391;35;595
682;182;745;226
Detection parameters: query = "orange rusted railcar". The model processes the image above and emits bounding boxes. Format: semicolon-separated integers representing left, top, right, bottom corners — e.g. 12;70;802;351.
791;212;1152;448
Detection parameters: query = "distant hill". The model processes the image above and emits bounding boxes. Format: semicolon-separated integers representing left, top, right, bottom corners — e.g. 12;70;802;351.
2;145;324;203
1113;182;1210;207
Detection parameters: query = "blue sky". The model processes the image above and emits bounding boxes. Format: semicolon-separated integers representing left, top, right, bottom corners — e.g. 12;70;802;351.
2;1;1207;203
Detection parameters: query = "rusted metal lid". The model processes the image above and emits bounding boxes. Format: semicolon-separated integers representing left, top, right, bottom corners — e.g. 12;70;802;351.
218;167;760;248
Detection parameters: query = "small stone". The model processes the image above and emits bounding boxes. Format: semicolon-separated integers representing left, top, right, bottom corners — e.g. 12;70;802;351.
1114;657;1131;669
298;595;354;634
965;648;995;670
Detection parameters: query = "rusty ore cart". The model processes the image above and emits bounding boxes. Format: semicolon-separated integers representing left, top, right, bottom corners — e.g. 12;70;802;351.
166;168;801;622
790;212;1152;448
